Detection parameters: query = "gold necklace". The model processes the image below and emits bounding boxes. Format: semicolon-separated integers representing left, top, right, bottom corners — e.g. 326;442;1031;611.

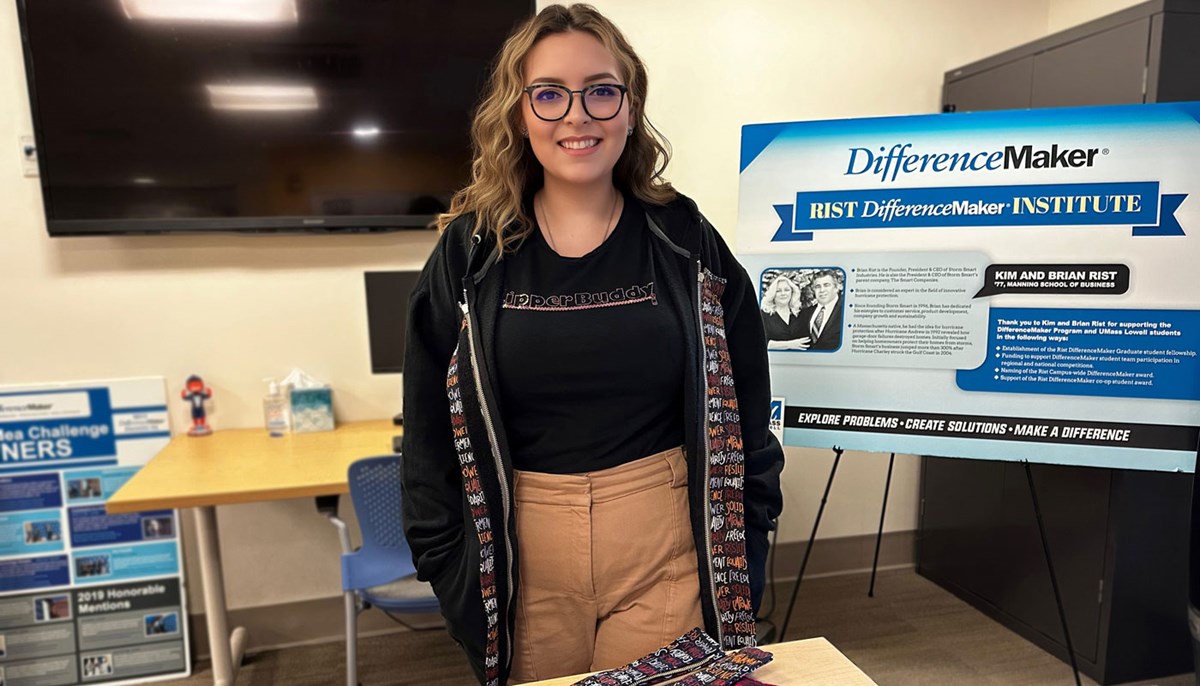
537;189;620;255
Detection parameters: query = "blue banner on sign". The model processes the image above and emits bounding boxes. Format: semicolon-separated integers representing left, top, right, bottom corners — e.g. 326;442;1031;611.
69;506;175;548
0;388;117;470
0;473;63;512
0;510;65;556
62;466;138;505
772;182;1171;241
73;542;180;585
0;555;71;592
957;307;1200;401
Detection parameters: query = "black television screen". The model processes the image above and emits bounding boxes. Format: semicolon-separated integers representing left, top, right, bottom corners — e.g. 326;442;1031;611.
364;270;420;374
18;0;533;236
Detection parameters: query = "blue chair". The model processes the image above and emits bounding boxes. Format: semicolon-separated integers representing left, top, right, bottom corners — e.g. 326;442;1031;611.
327;454;440;686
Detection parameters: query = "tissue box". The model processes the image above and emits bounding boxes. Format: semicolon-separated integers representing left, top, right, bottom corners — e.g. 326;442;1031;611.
289;387;335;433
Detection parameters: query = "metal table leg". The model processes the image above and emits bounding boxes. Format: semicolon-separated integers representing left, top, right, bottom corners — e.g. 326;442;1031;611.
193;507;247;685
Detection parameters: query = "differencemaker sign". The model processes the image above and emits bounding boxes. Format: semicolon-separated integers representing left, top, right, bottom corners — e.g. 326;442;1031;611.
738;102;1200;472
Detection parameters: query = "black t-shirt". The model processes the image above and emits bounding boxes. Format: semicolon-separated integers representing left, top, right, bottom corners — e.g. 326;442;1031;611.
495;196;686;474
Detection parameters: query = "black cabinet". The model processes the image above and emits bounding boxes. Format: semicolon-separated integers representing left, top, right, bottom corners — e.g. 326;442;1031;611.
919;459;1192;683
1028;18;1150;107
943;58;1033;113
924;1;1200;683
943;0;1200;112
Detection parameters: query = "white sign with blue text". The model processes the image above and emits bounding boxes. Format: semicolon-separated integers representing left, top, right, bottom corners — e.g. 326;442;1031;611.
0;378;190;685
737;102;1200;472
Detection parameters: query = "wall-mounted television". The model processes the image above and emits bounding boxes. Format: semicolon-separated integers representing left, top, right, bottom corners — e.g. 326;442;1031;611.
17;0;534;236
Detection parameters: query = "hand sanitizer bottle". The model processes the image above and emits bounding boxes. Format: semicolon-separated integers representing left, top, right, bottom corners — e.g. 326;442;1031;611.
263;378;290;437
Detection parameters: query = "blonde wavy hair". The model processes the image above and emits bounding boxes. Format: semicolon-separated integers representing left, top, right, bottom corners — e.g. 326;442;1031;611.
436;3;676;252
761;275;802;316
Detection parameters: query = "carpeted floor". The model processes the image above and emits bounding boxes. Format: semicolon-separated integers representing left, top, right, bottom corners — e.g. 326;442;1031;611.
160;568;1195;685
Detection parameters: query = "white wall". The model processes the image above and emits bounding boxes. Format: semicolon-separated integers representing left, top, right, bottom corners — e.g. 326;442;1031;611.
1047;0;1145;34
0;1;1134;614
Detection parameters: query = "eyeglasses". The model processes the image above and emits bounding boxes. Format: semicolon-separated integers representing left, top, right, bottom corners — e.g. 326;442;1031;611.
522;83;628;122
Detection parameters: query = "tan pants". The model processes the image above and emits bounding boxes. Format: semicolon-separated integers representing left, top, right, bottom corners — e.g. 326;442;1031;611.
509;446;705;683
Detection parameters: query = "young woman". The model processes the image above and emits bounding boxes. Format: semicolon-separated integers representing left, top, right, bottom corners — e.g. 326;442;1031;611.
401;5;784;685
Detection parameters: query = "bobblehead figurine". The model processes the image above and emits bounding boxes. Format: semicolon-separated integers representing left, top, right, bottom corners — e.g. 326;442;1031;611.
181;375;213;436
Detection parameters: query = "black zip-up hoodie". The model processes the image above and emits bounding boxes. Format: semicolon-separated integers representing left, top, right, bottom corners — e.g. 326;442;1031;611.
401;193;785;686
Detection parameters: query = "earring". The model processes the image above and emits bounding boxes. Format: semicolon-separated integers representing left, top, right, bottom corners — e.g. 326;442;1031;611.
520;127;528;138
627;127;634;137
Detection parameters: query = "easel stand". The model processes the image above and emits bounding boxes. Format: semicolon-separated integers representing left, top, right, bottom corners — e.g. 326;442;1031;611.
778;447;894;639
868;453;896;598
1023;460;1083;686
778;447;842;640
776;451;1084;686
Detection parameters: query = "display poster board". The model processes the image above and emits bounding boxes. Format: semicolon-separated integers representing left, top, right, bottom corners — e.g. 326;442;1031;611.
0;379;190;685
738;102;1200;472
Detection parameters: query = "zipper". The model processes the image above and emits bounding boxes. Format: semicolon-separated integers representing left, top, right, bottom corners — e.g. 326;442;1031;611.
695;261;723;646
461;295;515;673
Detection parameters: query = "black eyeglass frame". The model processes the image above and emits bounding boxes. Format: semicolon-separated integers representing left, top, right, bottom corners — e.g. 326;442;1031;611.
521;83;629;122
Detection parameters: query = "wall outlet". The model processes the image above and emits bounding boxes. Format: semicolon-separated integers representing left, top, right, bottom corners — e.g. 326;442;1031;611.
20;135;38;177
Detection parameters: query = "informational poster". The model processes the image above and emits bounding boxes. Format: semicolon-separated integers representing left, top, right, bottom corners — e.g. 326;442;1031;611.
738;102;1200;472
0;379;189;684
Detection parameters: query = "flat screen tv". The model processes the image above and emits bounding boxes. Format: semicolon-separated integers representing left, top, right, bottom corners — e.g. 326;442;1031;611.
364;270;420;374
17;0;534;236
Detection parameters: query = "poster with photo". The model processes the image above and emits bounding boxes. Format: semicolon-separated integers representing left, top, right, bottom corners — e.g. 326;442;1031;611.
738;102;1200;472
0;379;189;684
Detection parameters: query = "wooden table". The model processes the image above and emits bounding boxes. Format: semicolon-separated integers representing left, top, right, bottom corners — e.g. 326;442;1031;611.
106;420;397;686
529;638;877;685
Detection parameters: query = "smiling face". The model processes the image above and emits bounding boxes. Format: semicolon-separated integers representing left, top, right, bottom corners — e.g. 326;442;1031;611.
812;274;839;306
773;278;794;307
521;31;632;190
